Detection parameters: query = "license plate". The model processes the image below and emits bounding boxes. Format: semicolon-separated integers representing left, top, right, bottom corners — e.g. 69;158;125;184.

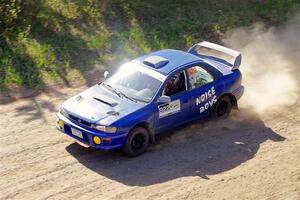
71;127;83;139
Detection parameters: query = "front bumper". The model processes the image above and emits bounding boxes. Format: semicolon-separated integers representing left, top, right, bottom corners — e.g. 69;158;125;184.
56;112;127;150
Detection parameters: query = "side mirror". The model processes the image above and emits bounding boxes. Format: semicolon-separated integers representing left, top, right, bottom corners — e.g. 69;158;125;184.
157;95;171;104
104;71;109;79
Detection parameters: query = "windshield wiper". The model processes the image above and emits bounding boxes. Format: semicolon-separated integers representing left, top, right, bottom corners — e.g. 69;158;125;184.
117;90;137;103
101;82;112;89
102;82;121;97
102;82;137;103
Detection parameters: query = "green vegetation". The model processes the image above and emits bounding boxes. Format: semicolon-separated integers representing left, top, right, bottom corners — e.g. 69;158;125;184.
0;0;297;93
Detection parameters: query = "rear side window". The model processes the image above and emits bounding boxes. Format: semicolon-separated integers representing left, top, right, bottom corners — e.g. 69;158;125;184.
187;66;214;89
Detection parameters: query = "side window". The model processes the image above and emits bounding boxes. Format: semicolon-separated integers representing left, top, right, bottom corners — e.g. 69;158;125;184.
163;71;186;96
187;66;214;89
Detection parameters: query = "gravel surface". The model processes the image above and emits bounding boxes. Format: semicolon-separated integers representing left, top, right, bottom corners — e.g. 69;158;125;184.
1;85;299;200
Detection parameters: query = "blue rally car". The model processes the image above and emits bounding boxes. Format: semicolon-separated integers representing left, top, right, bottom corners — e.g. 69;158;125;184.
56;41;244;156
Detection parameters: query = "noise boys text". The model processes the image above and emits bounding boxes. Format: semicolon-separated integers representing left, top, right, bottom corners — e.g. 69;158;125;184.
196;86;217;113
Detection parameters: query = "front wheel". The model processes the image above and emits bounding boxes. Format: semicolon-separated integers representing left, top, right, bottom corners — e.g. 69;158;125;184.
123;127;149;157
211;95;232;119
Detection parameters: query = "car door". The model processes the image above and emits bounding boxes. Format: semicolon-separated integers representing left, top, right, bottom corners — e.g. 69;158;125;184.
155;70;191;132
186;63;223;119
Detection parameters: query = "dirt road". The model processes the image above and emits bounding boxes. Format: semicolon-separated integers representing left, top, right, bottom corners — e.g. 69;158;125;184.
0;84;299;200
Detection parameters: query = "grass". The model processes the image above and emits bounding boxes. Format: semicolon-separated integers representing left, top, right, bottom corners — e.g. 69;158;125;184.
0;0;297;94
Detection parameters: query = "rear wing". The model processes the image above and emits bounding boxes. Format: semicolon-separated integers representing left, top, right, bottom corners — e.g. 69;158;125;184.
188;41;241;70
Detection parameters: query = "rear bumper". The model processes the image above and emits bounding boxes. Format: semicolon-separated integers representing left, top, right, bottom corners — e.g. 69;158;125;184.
56;112;127;150
233;85;244;100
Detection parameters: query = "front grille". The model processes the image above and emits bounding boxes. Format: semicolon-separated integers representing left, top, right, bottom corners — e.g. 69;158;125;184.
60;108;92;127
67;113;91;127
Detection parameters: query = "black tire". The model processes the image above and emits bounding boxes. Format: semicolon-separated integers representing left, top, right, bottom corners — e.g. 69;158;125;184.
211;95;232;119
123;127;149;157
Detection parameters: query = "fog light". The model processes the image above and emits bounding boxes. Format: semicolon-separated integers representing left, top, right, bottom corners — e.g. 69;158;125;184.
58;120;64;129
93;136;101;145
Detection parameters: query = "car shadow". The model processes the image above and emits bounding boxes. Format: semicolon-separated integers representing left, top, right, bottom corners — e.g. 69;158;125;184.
65;108;285;186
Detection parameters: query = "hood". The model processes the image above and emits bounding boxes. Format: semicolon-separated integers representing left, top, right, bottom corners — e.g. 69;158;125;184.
62;84;145;125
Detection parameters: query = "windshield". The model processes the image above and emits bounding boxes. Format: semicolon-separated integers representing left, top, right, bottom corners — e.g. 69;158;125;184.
103;62;165;103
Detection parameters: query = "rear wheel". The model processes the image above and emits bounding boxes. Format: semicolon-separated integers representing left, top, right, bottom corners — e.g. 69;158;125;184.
211;95;232;119
123;127;149;157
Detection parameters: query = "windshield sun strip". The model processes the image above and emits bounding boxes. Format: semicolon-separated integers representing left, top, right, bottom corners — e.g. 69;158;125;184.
129;62;166;82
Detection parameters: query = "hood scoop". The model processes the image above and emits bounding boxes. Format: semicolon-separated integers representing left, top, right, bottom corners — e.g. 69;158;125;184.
93;97;118;107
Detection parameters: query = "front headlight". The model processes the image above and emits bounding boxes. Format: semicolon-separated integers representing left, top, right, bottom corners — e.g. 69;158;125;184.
91;125;117;133
59;106;68;117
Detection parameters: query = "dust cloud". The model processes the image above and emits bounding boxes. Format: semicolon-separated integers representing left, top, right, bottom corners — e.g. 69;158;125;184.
223;11;300;114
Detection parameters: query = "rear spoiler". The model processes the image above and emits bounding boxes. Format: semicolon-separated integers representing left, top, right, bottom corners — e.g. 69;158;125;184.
188;41;241;70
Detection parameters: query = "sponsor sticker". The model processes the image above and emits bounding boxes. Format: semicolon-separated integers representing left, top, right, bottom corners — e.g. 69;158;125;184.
195;86;218;113
158;100;181;118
